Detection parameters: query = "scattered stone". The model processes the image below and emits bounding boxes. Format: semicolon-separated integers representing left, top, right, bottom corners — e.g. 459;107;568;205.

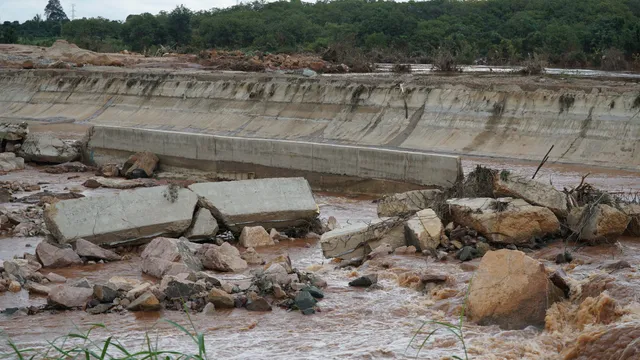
457;246;478;261
621;203;640;236
184;208;219;241
75;239;121;261
195;272;222;288
567;204;630;243
0;153;25;172
44;162;91;174
239;226;274;248
119;298;131;307
405;209;443;252
93;284;118;303
460;262;478;272
45;272;66;283
69;278;92;288
97;163;120;178
310;276;327;288
141;257;190;279
25;281;50;295
141;237;203;278
36;242;83;268
599;260;631;271
17;133;81;163
198;242;248;272
241;247;264;265
207;288;235;308
44;185;198;245
467;250;563;330
0;122;28;141
127;292;161;311
126;283;152;300
123;151;159;178
476;242;491;256
87;303;113;315
273;284;287;299
349;274;378;288
47;285;93;308
493;173;568;217
8;281;21;292
189;178;318;232
421;274;448;284
221;282;234;294
368;243;392;259
203;302;215;315
325;216;340;231
377;189;443;217
555;252;573;264
4;259;41;282
447;198;560;245
264;254;293;274
294;290;317;312
246;296;272;311
302;285;324;299
160;276;206;300
549;269;571;298
107;276;141;292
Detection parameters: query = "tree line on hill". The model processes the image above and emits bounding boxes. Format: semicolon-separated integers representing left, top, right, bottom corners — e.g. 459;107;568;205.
2;0;640;70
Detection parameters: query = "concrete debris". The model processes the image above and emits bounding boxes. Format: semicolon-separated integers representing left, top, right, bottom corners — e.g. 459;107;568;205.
75;238;122;261
44;185;198;245
36;242;83;268
377;189;443;218
127;292;161;311
239;226;274;248
467;250;563;330
320;219;405;258
493;173;568;217
123;151;159;179
47;285;94;309
197;242;248;272
567;204;630;242
17;132;81;164
404;209;444;252
184;208;219;240
0;122;28;141
188;177;318;232
446;198;560;245
0;152;25;172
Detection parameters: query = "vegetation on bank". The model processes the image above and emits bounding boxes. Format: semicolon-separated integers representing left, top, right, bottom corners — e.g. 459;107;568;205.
3;0;640;69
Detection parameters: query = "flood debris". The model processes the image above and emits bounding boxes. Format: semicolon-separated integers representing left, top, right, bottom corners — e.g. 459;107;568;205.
376;189;443;218
567;204;630;243
320;218;404;258
493;172;568;217
122;151;159;179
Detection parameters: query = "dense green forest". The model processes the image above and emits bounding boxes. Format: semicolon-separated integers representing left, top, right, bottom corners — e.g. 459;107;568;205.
2;0;640;68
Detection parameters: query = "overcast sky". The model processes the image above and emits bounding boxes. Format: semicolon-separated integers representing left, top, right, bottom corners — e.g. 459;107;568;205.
1;0;241;23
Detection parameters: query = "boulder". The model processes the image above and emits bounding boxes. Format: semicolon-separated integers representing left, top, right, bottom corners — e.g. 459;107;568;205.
141;237;202;270
36;242;83;268
127;292;161;311
377;189;443;217
184;208;218;241
197;242;248;272
239;226;274;248
44;185;198;245
621;203;640;236
160;276;206;300
0;122;28;141
0;153;25;172
241;247;264;265
141;257;191;279
122;151;159;178
493;173;568;217
17;132;80;163
3;259;41;282
188;178;318;232
294;290;317;312
567;204;630;242
75;239;121;261
320;219;406;258
207;288;235;308
446;198;560;245
48;285;94;308
404;209;444;252
467;250;563;330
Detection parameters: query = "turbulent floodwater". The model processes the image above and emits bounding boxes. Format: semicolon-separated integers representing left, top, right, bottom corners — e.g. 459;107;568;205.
0;160;639;359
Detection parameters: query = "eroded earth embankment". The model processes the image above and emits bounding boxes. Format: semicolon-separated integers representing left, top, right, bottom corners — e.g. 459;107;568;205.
1;69;639;171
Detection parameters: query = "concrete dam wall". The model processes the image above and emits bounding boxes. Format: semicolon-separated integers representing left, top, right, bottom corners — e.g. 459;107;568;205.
1;69;639;172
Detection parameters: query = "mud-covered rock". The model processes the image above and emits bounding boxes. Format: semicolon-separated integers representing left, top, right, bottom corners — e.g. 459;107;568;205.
447;198;560;245
75;239;121;261
467;249;563;330
567;204;630;242
198;242;247;272
239;226;274;248
36;242;83;268
404;209;443;252
377;189;443;218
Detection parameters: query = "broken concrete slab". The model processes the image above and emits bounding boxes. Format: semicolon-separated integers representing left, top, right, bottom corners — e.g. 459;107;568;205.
377;189;443;218
0;153;25;172
320;219;406;258
493;173;568;218
75;238;121;261
188;178;318;232
184;208;218;241
404;209;444;252
17;132;81;164
446;198;560;245
567;204;630;243
44;185;198;245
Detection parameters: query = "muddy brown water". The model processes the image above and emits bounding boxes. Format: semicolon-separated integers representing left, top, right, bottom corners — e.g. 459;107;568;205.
0;160;639;359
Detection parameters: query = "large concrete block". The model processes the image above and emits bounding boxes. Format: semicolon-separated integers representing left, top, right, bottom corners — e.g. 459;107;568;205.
189;178;318;232
44;185;199;245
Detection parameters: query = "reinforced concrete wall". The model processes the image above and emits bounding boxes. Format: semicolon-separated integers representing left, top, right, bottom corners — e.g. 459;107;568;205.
88;126;462;188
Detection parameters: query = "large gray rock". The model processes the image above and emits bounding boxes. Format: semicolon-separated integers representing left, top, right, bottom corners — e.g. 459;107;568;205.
17;132;80;164
567;204;630;243
36;242;83;268
184;208;218;241
188;178;318;232
160;275;206;300
0;122;28;141
377;189;443;218
75;238;121;261
320;219;406;258
197;242;247;272
493;174;568;217
0;153;25;172
404;209;444;252
446;198;560;245
48;285;94;308
44;185;198;245
140;237;202;278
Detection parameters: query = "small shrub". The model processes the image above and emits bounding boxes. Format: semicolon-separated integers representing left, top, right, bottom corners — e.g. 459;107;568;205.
519;54;547;75
392;63;412;74
601;48;628;71
431;47;460;72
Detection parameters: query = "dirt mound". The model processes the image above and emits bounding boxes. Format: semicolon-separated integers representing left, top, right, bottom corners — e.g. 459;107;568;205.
197;49;349;73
